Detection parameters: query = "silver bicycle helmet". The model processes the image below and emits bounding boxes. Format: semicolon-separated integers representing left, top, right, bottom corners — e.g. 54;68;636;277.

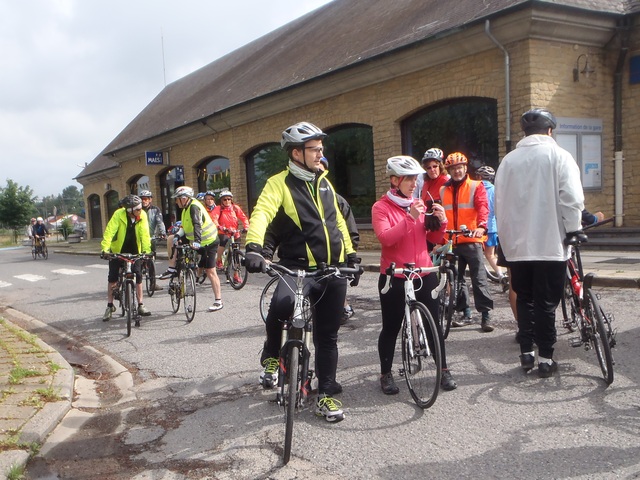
121;194;142;211
281;122;327;149
138;190;152;198
171;186;194;198
386;156;425;177
422;148;444;162
476;165;495;180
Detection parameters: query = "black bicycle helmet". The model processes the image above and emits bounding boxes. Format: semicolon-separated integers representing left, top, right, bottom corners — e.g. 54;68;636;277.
520;108;557;132
121;194;142;210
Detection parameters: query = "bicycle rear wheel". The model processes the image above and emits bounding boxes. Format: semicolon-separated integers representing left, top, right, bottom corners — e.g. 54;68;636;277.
32;246;36;260
260;276;279;323
442;269;455;339
228;250;248;290
169;277;180;313
401;302;441;409
125;282;134;337
283;344;300;465
586;289;614;385
145;260;156;297
118;281;126;317
183;268;197;323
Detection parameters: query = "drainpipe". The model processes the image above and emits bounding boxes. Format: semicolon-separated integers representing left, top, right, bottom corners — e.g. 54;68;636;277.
485;20;512;153
613;18;630;227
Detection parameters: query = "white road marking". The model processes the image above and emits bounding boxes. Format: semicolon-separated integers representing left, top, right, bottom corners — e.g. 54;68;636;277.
0;281;12;288
52;269;87;275
87;264;109;270
14;274;46;282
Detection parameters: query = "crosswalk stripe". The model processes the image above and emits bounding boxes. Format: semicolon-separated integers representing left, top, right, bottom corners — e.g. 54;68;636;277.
0;281;11;288
14;274;46;282
87;264;109;270
52;269;87;275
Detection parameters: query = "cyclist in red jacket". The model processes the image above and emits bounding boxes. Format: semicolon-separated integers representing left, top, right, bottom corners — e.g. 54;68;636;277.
210;190;249;270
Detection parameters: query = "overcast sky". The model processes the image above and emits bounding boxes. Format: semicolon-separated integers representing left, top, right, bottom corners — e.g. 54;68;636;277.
0;0;333;199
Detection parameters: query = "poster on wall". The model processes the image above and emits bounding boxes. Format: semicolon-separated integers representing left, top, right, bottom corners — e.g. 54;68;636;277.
555;118;603;190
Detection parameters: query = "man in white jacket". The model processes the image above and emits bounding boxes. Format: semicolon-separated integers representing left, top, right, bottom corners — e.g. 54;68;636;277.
495;108;584;378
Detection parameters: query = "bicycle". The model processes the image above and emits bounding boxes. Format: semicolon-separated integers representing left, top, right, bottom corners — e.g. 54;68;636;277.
265;262;360;465
380;262;446;409
220;228;248;290
168;244;198;323
105;253;151;337
32;236;49;260
142;236;164;297
430;227;471;339
260;275;279;323
560;225;616;385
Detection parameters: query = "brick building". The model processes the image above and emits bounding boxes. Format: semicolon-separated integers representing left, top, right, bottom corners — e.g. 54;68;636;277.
75;0;639;248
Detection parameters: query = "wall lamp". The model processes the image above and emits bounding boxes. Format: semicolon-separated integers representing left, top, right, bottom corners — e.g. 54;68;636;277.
573;54;595;82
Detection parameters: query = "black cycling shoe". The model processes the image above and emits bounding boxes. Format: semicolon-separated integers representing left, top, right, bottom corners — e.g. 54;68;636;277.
440;370;457;391
520;353;535;371
380;372;399;395
538;360;558;378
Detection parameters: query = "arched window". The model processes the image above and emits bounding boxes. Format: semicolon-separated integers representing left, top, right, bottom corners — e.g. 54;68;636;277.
196;156;230;193
402;97;499;172
105;190;120;221
323;124;375;222
132;175;151;194
245;144;288;211
88;194;102;239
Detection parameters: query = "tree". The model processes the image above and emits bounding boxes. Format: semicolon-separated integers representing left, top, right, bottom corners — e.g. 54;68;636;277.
0;180;37;243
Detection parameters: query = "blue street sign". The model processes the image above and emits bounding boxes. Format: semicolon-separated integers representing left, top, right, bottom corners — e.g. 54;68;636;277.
145;151;164;165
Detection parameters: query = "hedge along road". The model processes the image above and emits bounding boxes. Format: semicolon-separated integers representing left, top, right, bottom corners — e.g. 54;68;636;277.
0;248;638;479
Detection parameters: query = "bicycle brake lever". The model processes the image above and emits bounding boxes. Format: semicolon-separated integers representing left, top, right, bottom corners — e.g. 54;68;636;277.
431;269;447;299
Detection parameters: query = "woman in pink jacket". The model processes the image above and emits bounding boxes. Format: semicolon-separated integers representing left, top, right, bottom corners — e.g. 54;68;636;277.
372;155;457;395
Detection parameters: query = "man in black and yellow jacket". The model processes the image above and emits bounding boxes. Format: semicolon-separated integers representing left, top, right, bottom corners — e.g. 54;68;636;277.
244;121;360;423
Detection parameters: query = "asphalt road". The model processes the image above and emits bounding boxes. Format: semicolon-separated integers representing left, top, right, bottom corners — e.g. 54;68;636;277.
1;246;639;479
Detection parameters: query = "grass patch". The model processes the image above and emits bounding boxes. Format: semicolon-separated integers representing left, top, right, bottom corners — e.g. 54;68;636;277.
0;436;40;454
46;361;62;374
9;364;42;385
7;463;26;480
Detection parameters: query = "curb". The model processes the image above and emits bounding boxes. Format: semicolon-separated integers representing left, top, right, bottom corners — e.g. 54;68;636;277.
0;308;135;477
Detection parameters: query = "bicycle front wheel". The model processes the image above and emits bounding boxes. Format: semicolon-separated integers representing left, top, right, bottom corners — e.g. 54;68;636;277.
283;344;300;465
260;276;279;323
32;246;36;260
169;277;180;313
586;289;614;385
443;270;455;339
145;260;156;297
183;268;197;323
401;302;442;409
42;245;48;260
125;282;135;337
228;250;248;290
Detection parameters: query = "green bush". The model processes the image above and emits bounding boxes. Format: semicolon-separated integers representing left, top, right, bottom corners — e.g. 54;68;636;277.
58;218;73;240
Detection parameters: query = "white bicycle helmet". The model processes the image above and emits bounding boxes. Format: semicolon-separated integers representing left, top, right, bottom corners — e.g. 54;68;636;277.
422;148;444;162
138;190;152;198
171;186;194;198
281;122;327;149
218;190;233;199
386;156;425;177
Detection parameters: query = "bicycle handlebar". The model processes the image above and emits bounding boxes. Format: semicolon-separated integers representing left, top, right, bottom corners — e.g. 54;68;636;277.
444;225;473;237
381;262;447;300
583;217;614;231
103;253;153;261
266;262;363;279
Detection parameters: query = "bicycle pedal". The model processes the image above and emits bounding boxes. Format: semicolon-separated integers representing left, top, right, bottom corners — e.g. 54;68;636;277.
568;337;583;348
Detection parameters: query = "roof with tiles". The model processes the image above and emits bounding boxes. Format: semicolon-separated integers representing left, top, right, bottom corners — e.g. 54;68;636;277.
76;0;634;181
